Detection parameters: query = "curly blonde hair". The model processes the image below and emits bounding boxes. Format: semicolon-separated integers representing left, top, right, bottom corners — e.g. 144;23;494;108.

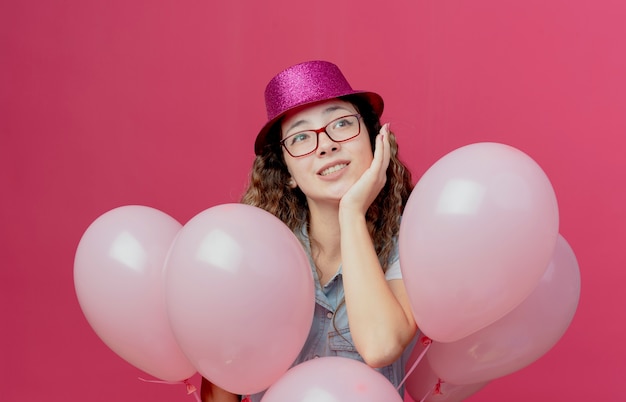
241;95;414;272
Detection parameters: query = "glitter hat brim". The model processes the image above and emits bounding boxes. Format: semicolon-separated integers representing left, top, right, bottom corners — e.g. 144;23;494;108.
254;61;384;155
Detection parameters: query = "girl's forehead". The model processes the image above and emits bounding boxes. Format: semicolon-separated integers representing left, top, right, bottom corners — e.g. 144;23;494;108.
282;99;356;127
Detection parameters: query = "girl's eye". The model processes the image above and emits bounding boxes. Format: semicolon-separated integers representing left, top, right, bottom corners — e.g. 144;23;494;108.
332;117;354;131
290;132;312;145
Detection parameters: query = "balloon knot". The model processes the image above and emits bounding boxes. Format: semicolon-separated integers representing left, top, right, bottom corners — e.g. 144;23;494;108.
242;396;251;402
138;377;199;398
184;379;197;395
420;336;432;346
434;379;444;395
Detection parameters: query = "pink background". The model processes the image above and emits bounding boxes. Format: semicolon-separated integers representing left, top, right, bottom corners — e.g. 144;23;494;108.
2;0;624;401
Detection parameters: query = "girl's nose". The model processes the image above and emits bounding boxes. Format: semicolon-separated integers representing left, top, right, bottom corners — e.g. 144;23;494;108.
316;131;339;155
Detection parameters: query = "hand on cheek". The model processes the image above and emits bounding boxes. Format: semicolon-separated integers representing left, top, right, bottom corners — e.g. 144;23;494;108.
340;123;391;217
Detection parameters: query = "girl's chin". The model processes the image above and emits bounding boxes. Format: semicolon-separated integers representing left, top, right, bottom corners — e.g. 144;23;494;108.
302;181;356;205
315;193;350;207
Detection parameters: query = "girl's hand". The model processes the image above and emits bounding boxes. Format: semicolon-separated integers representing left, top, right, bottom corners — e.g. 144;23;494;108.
339;123;391;217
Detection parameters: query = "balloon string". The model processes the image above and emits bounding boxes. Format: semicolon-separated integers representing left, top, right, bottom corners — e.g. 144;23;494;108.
418;378;443;402
396;336;432;390
138;377;201;402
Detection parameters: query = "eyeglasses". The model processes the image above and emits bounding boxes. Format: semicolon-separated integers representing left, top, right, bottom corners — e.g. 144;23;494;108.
279;114;362;157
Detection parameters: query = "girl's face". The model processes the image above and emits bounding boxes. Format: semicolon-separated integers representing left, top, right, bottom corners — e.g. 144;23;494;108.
280;99;374;206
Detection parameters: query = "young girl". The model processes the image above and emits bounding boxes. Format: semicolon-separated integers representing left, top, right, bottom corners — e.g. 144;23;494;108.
201;60;417;401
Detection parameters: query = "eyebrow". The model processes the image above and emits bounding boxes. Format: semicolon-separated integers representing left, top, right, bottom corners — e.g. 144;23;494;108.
284;105;354;135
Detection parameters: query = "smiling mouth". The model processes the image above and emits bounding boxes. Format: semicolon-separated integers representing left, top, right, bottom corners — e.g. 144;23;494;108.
320;163;348;176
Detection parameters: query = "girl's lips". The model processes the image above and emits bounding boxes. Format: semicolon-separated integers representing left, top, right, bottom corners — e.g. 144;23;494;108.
319;163;348;176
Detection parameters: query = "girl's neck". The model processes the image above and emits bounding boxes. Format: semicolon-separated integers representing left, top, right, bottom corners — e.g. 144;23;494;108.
307;201;342;281
308;201;340;246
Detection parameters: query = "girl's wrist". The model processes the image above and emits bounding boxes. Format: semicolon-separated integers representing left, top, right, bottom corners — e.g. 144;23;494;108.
338;207;367;228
